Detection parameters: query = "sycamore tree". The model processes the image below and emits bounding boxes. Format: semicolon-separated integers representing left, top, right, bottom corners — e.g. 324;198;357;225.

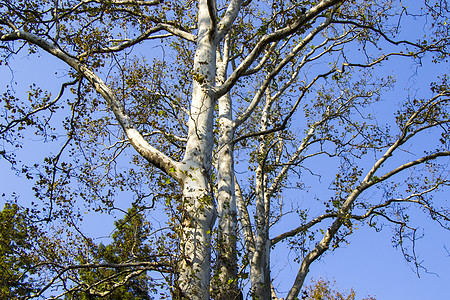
1;0;450;299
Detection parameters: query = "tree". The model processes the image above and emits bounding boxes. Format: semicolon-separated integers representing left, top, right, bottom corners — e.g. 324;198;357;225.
1;0;449;299
66;207;156;299
0;203;42;299
301;278;376;300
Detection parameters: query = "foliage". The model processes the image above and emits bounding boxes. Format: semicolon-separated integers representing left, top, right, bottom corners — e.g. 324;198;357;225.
302;278;376;300
0;203;40;299
64;207;156;299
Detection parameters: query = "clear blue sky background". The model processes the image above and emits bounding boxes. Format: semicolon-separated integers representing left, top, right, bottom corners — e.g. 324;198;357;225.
1;5;450;299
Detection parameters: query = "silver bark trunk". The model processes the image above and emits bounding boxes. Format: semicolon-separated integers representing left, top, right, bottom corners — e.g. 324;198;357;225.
176;1;218;298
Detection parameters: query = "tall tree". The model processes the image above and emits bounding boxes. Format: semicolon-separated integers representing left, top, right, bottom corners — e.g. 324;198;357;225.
1;0;449;299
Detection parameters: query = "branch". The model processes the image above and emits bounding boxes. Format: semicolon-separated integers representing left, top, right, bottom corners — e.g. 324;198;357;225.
265;78;352;199
0;79;78;135
285;96;450;300
285;221;338;300
214;0;342;99
1;30;184;181
284;123;450;299
232;68;337;145
159;23;196;42
103;0;162;4
78;24;195;59
351;184;450;226
242;42;278;76
332;19;447;55
29;260;171;299
271;213;337;246
90;269;147;297
68;0;162;7
373;151;450;185
206;0;217;40
362;93;450;185
215;0;245;42
232;10;335;128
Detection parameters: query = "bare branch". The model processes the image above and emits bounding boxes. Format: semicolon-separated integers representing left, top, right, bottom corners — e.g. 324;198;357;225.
103;0;162;5
333;19;448;55
31;260;171;300
373;151;450;185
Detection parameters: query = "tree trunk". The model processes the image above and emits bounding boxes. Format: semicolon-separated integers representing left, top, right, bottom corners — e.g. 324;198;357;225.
250;92;273;300
175;1;218;299
213;34;240;299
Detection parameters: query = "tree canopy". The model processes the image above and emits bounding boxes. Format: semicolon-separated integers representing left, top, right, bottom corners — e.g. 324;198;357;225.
1;0;450;299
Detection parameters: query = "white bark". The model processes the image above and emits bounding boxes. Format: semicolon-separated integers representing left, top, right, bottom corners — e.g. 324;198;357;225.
250;91;274;300
176;0;218;298
216;0;246;42
213;34;240;299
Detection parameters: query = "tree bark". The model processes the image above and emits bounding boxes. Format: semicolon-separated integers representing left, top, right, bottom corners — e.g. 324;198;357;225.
213;34;240;299
250;91;273;300
175;0;218;299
